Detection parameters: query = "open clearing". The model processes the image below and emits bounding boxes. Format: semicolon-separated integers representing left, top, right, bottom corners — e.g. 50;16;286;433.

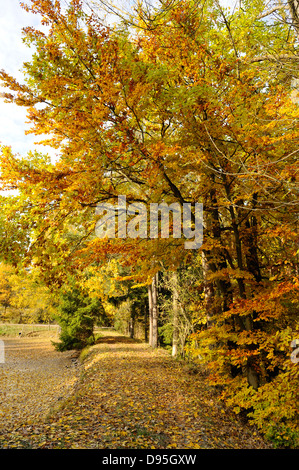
0;328;272;449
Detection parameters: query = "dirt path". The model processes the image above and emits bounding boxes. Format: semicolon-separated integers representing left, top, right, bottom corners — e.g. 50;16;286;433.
0;334;80;443
0;330;272;449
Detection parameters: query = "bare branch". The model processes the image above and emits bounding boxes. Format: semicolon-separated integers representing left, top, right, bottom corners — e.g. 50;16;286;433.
249;54;299;63
257;6;282;19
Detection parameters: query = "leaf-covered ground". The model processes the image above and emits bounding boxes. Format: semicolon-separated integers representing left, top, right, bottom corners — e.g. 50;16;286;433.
0;329;272;449
0;331;79;448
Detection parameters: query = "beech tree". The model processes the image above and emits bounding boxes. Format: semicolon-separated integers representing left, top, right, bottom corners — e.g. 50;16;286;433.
0;0;298;446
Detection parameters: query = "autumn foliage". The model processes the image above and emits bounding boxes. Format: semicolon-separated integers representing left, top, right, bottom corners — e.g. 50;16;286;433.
0;0;298;447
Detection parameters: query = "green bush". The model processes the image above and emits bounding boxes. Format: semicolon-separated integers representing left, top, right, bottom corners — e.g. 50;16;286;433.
53;285;104;351
158;323;173;346
265;425;299;449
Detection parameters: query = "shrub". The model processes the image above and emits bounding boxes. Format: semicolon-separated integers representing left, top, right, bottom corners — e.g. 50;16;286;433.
53;285;104;351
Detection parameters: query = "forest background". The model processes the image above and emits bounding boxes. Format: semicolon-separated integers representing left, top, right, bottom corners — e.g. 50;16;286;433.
0;0;298;448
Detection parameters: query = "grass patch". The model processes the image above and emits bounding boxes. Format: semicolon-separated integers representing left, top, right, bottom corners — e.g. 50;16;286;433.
0;323;59;338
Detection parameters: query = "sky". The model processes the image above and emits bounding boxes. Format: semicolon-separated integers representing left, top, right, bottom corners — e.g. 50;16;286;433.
0;0;236;162
0;0;57;159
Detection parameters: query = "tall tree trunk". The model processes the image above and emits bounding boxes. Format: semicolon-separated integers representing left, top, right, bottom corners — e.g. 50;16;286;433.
202;251;217;328
148;283;153;346
151;272;159;348
225;186;260;390
171;271;179;357
288;0;299;35
144;297;148;343
203;186;232;322
243;195;262;284
129;303;135;339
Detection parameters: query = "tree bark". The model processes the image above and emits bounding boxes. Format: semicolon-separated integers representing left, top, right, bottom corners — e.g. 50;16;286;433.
171;271;179;357
202;251;217;328
288;0;299;35
129;303;135;339
244;211;262;283
151;272;159;348
203;186;233;320
148;283;153;346
225;189;261;389
144;297;148;343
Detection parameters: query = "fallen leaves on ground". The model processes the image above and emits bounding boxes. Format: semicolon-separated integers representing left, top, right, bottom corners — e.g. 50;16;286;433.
0;330;272;449
0;333;79;447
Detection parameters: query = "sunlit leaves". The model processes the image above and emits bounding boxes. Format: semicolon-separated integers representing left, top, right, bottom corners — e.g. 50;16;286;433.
0;0;298;448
